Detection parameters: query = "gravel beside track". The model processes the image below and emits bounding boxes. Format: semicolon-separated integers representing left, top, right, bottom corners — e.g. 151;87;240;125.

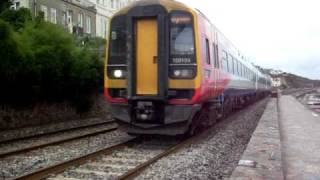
0;129;132;179
135;98;269;180
47;137;180;180
0;98;268;180
0;116;112;143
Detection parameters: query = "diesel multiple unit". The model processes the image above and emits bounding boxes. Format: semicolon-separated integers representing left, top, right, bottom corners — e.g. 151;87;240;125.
104;0;271;135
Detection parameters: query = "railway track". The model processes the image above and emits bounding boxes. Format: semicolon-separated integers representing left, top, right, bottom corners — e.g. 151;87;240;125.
0;120;117;158
14;125;213;180
5;98;269;180
1;120;116;144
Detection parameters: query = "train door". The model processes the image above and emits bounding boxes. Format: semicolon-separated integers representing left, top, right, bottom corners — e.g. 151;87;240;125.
214;31;220;93
136;18;158;95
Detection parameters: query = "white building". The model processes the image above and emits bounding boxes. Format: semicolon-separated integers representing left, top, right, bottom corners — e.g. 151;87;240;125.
11;0;30;10
11;0;135;39
272;77;282;87
88;0;135;39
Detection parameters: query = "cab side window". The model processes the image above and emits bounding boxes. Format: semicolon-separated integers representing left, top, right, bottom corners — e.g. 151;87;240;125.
205;39;211;65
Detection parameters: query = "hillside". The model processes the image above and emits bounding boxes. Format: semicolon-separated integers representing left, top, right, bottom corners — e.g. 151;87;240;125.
257;67;320;89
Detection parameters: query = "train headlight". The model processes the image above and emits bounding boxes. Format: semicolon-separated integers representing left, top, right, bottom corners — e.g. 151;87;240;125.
111;69;126;79
113;70;123;78
174;69;182;77
107;66;127;79
170;66;196;79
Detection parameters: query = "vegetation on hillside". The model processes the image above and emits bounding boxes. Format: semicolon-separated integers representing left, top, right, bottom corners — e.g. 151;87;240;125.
259;67;320;89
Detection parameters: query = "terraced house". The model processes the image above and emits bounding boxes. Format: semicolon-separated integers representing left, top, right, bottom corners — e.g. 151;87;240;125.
11;0;96;37
87;0;136;38
11;0;136;39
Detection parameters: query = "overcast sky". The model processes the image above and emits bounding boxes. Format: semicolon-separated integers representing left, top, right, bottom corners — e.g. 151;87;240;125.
179;0;320;79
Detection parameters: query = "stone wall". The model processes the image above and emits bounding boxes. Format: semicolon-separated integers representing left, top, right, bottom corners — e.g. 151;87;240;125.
0;94;109;130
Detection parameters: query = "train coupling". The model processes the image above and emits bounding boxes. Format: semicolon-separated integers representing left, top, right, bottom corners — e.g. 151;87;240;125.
135;101;156;121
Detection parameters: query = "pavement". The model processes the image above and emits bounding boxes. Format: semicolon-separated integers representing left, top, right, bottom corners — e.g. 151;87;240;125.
279;95;320;179
230;95;320;180
230;98;284;180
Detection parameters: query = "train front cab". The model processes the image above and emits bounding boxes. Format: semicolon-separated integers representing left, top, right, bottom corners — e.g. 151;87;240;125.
104;2;203;135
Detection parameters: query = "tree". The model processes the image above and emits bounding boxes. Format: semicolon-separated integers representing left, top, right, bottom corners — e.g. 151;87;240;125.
0;8;32;30
0;0;12;13
0;8;103;111
0;19;26;103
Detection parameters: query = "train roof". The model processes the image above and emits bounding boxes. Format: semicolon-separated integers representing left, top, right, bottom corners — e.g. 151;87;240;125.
112;0;269;79
113;0;197;16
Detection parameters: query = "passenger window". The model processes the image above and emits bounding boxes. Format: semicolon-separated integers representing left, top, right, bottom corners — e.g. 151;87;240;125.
234;59;238;75
246;67;248;78
214;44;220;68
205;39;211;64
228;54;233;73
221;50;228;72
243;65;245;77
237;61;241;76
233;58;236;75
212;43;217;67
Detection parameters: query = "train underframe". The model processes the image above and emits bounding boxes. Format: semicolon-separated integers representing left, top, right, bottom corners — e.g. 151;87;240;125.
110;90;270;136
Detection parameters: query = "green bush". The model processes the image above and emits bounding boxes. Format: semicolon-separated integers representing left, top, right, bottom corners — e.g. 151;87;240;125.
0;8;32;30
0;0;12;13
0;9;104;111
0;20;22;77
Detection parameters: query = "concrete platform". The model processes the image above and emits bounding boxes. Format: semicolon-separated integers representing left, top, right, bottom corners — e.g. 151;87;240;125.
230;95;320;180
230;98;284;180
279;95;320;179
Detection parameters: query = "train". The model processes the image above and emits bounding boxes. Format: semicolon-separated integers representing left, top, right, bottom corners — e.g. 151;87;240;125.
104;0;271;135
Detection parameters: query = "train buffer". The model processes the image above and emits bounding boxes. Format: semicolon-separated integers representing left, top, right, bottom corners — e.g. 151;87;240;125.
230;95;320;179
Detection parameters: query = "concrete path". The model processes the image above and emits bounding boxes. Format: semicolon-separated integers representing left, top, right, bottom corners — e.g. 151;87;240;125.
230;98;284;180
279;95;320;180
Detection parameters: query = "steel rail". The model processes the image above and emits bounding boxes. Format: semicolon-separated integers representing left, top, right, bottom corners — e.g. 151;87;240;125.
118;98;269;179
0;120;116;144
13;137;139;180
117;128;213;180
0;122;117;158
13;113;214;180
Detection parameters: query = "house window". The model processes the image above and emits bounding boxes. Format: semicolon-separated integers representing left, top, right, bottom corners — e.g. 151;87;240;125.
100;18;103;37
105;19;109;38
15;2;20;9
86;16;92;34
50;8;57;24
100;18;107;38
78;13;84;27
40;5;48;21
67;10;73;24
65;10;73;33
62;12;67;26
111;0;114;8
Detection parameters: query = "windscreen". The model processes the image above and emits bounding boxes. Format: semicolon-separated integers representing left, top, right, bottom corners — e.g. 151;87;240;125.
170;12;195;64
108;15;127;65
